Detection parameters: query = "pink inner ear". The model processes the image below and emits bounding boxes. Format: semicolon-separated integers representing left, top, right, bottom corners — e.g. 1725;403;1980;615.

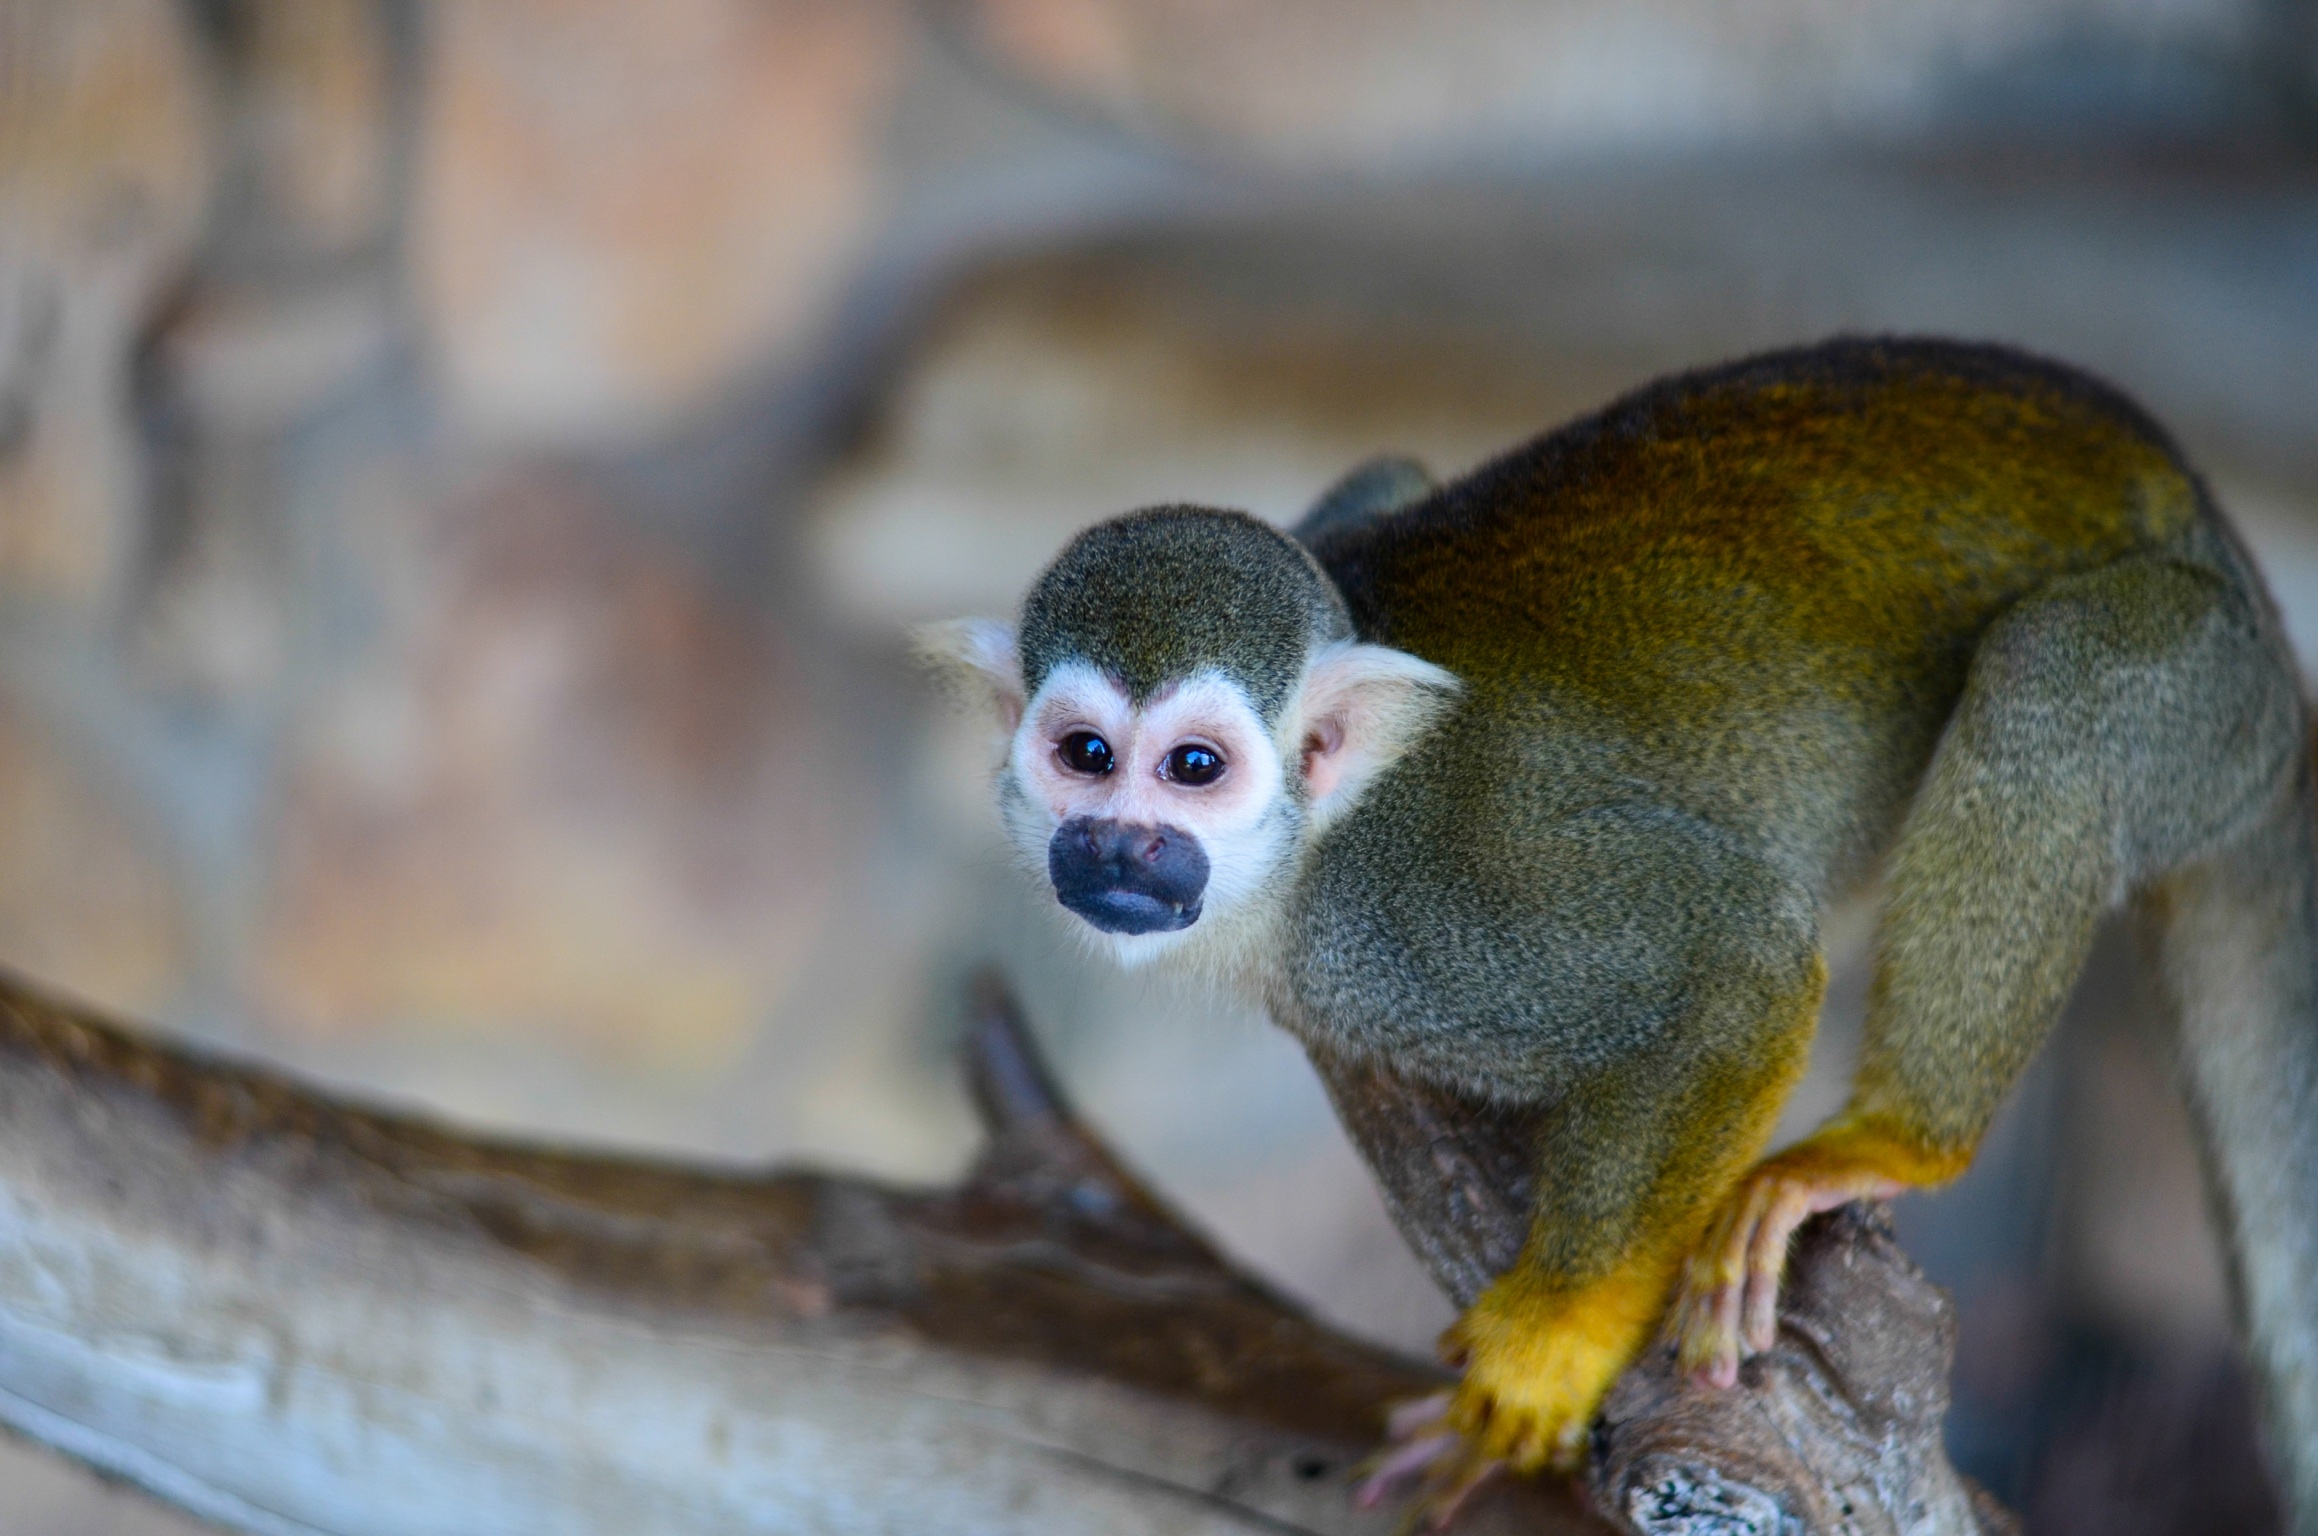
1302;716;1347;801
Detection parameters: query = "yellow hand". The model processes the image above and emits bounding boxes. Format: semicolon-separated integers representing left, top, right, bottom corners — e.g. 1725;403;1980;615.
1441;1254;1677;1474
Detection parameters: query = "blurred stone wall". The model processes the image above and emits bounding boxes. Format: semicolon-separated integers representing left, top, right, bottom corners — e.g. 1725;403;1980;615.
2;3;2317;1532
946;0;2281;163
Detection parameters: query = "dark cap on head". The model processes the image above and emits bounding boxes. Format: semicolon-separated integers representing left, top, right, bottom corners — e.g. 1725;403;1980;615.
1018;507;1352;723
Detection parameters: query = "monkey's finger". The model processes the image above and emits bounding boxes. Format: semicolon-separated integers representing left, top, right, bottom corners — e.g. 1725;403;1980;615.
1708;1267;1747;1380
1683;1306;1742;1388
1671;1265;1744;1387
1738;1179;1781;1253
1385;1391;1455;1440
1545;1415;1592;1475
1739;1276;1779;1356
1419;1454;1504;1531
1741;1190;1814;1351
1663;1268;1715;1350
1465;1399;1517;1463
1725;1188;1782;1302
1354;1432;1461;1509
1694;1347;1741;1390
1743;1184;1810;1289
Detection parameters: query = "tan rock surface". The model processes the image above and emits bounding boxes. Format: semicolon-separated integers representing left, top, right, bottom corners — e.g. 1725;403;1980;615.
0;0;217;604
0;689;186;1020
414;0;904;443
255;468;843;1080
238;0;395;254
950;0;2261;164
809;241;1629;628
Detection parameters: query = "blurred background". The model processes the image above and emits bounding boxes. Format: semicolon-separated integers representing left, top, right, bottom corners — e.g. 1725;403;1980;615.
3;1;2317;1530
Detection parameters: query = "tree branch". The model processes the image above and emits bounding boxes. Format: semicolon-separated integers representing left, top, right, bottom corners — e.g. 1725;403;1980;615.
1308;1049;2017;1536
0;967;1587;1534
0;964;2007;1534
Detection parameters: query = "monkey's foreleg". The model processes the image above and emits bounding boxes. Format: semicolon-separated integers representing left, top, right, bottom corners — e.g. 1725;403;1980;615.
1363;976;1819;1520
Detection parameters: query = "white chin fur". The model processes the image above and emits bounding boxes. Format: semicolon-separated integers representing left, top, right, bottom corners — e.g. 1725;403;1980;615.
1079;920;1199;969
1053;889;1284;995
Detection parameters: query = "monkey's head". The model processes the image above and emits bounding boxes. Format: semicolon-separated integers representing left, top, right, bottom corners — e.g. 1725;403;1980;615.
920;507;1460;970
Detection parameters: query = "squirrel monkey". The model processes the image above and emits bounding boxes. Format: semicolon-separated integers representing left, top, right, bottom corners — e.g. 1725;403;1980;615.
920;338;2317;1526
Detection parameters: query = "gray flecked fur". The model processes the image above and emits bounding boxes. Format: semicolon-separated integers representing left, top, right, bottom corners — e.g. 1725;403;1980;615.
1018;506;1350;723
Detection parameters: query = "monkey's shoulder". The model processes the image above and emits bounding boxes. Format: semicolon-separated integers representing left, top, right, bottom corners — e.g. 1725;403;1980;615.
1281;734;1819;1096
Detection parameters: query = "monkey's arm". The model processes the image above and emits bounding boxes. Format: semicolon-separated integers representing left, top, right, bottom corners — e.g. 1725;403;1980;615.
1441;1004;1820;1479
1354;810;1828;1499
1673;553;2302;1382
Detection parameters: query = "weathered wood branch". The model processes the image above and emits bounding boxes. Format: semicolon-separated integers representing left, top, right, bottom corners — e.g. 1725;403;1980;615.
0;968;1586;1535
0;966;2003;1534
1310;1050;2017;1536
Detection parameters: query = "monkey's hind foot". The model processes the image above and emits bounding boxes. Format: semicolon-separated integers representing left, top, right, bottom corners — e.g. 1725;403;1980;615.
1668;1120;1960;1387
1352;1393;1502;1531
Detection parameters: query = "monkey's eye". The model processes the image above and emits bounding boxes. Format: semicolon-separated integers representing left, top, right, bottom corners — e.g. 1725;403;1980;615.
1163;743;1225;785
1059;731;1115;775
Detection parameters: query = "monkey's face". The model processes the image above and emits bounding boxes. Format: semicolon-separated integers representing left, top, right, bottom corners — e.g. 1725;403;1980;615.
1004;664;1295;958
916;611;1460;972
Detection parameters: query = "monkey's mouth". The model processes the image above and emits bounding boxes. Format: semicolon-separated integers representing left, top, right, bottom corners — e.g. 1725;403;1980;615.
1060;888;1204;935
1048;817;1208;935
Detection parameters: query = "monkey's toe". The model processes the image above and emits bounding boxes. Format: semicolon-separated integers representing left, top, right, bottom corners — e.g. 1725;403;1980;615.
1356;1257;1669;1524
1353;1394;1508;1533
1352;1395;1462;1508
1666;1273;1745;1389
1671;1141;1913;1384
1352;1284;1629;1527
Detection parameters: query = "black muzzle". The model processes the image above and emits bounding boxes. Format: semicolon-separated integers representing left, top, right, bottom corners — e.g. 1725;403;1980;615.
1047;817;1208;935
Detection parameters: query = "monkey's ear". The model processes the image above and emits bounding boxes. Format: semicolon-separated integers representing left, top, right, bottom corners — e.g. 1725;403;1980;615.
912;618;1026;731
1294;642;1461;826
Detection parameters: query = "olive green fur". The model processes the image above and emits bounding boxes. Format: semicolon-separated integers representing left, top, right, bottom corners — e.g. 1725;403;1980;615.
1856;551;2299;1149
1283;339;2257;1091
1019;506;1350;724
1293;336;2312;1522
1018;336;2317;1526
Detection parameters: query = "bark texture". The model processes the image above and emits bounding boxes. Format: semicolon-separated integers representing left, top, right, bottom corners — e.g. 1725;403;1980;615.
1591;1207;2018;1536
1309;1051;2016;1536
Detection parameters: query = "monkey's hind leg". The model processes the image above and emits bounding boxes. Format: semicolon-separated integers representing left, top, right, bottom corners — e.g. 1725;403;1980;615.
1669;552;2302;1388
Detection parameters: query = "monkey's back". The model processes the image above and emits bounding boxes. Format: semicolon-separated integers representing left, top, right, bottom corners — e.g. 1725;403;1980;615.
1287;338;2220;1086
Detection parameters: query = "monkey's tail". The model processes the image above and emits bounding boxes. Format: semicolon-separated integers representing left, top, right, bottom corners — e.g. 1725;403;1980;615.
2141;759;2318;1533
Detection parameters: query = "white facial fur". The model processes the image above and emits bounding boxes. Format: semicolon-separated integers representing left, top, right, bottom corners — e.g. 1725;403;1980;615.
915;617;1462;978
1007;662;1295;967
